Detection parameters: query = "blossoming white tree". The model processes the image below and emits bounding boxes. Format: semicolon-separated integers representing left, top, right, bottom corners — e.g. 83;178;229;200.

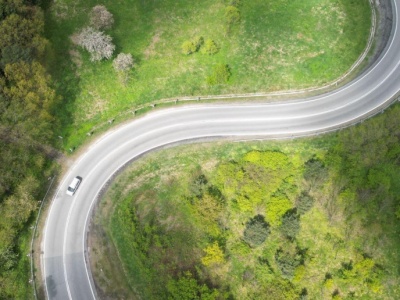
75;27;115;62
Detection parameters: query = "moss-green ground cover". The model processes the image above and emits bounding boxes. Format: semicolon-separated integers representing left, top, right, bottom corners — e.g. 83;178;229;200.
92;104;400;299
44;0;371;149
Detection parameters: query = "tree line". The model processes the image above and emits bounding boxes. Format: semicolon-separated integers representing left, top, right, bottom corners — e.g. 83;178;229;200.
0;0;58;298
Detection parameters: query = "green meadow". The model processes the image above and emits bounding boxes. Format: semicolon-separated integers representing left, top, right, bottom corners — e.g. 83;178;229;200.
44;0;371;149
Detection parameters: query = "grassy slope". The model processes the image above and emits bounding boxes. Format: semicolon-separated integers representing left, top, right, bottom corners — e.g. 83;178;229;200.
44;0;371;149
92;104;400;299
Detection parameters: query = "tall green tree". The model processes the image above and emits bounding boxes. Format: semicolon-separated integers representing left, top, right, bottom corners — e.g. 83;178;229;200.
0;0;58;297
2;61;56;141
0;10;46;60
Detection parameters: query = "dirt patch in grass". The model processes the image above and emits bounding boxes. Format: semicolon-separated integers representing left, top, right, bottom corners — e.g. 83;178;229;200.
69;49;82;69
144;31;162;60
84;90;109;120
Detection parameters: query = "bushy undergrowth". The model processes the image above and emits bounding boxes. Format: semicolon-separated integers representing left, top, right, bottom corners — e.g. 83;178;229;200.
97;104;400;299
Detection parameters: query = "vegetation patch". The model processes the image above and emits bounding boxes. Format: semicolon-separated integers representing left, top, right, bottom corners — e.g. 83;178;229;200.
206;64;231;85
0;1;58;298
243;215;270;247
44;0;371;149
91;104;400;299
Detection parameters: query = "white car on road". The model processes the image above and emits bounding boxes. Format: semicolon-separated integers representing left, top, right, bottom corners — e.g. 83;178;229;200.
66;176;82;196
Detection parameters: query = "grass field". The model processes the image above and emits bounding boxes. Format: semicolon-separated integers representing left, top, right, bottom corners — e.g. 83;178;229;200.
43;0;371;149
90;104;400;299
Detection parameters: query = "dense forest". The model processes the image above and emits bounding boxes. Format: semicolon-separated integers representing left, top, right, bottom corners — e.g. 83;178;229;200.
97;104;400;299
0;0;58;298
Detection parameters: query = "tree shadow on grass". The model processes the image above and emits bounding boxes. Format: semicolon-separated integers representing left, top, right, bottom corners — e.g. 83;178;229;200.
42;3;82;150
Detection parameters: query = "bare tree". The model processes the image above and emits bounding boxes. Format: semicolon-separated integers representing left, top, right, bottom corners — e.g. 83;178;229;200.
113;53;134;72
89;5;114;30
75;27;115;62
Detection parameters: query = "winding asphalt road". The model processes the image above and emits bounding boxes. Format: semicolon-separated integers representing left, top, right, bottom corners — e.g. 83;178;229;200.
42;1;400;299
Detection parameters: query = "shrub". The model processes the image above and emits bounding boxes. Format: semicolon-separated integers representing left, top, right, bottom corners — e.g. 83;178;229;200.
225;5;240;25
75;27;115;62
206;64;231;85
201;39;219;55
243;214;270;247
332;290;342;300
193;36;204;51
113;53;134;72
189;173;208;198
89;5;114;30
195;193;224;238
303;157;328;186
296;192;314;215
266;194;293;226
201;242;225;267
181;36;203;55
181;40;196;55
275;248;302;279
294;265;306;282
299;288;308;300
280;209;300;240
167;272;219;300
